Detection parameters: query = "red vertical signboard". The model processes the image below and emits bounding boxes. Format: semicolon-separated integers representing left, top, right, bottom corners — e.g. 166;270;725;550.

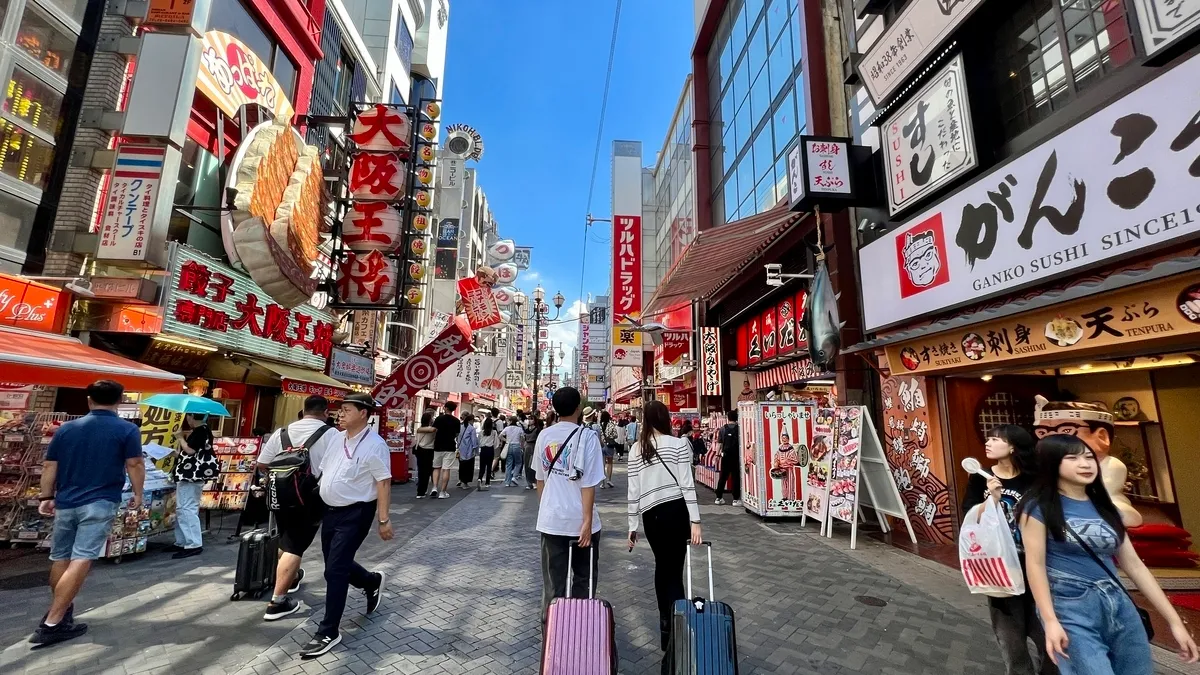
612;215;642;319
761;307;777;360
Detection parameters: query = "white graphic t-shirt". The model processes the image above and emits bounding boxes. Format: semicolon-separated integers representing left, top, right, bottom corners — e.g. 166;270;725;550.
534;422;605;537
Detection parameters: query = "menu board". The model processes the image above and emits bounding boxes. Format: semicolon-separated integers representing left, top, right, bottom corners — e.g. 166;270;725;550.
829;406;863;524
804;408;835;526
201;437;260;511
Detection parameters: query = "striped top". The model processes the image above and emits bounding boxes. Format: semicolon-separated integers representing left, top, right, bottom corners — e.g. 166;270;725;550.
627;433;701;533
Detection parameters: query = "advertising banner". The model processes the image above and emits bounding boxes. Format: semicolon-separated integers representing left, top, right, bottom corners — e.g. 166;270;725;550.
457;277;501;330
98;145;166;262
859;52;1200;331
758;403;814;516
374;316;474;409
804;408;835;528
329;347;375;386
698;327;722;397
431;354;507;394
829;406;863;524
737;401;761;513
197;31;295;121
140;404;184;476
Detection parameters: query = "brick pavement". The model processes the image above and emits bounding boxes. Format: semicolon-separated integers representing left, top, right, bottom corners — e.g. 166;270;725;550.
4;460;1190;674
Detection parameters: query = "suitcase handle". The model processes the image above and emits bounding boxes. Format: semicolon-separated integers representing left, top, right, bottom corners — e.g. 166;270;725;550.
565;539;595;599
685;541;715;601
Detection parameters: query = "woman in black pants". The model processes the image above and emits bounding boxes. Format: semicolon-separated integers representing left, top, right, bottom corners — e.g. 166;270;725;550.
477;416;498;489
627;400;703;670
414;411;436;497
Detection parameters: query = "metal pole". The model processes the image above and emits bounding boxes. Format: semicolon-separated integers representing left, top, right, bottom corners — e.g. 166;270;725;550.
532;305;542;412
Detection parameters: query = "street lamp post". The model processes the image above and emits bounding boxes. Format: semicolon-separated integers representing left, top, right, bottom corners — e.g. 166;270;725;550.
515;286;564;414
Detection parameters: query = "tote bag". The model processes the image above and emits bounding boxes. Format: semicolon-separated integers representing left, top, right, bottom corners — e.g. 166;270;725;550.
959;497;1025;597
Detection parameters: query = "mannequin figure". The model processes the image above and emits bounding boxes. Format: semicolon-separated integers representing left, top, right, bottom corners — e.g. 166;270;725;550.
1034;395;1143;527
454;265;499;315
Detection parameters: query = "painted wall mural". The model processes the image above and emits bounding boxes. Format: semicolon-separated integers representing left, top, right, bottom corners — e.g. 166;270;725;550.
879;374;954;543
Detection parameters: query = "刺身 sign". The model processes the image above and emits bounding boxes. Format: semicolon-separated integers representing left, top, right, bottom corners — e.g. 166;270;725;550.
859;51;1200;332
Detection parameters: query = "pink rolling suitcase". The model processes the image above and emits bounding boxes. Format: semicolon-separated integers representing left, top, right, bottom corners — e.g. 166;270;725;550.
541;544;617;674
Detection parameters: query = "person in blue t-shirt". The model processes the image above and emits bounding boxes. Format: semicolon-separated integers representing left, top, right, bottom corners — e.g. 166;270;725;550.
1019;434;1197;674
31;380;145;647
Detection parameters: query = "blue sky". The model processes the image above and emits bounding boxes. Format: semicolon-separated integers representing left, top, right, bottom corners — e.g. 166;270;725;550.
441;0;694;365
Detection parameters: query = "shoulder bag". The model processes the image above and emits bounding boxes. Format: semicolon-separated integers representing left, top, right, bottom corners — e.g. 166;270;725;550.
1065;523;1153;640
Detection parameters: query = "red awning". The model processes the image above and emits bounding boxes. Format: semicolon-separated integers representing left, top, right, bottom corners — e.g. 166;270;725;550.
0;326;184;393
646;204;803;315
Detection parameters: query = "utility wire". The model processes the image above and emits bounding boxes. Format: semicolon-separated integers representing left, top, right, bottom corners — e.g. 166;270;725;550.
578;0;623;310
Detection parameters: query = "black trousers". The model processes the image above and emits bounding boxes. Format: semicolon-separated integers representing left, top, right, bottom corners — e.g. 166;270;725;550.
643;499;691;651
414;447;434;495
318;501;377;638
714;454;741;500
525;447;537;485
478;448;495;483
459;457;475;485
540;532;601;617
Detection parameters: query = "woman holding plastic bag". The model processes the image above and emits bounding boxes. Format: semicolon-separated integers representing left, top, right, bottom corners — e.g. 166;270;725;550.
960;425;1054;675
1019;434;1198;674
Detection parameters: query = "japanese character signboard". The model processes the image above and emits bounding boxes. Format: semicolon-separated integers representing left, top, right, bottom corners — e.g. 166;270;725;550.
164;245;334;371
857;0;986;104
883;54;977;216
147;0;196;25
430;354;507;394
611;214;644;368
880;374;953;543
699;327;723;396
98;146;165;262
655;330;691;381
859;52;1200;332
1132;0;1200;56
884;272;1200;375
197;31;294;122
505;371;524;389
786;136;856;213
329;347;375;387
374;315;474;409
457;277;501;330
0;273;67;333
512;247;532;270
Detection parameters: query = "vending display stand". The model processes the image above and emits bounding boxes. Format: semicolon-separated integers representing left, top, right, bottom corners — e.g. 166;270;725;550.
738;401;816;518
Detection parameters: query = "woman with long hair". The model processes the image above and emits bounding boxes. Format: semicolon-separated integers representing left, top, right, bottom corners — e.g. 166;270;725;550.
1019;434;1197;674
679;421;705;467
414;411;437;498
599;410;618;489
627;400;702;668
456;412;479;488
478;416;499;489
961;425;1054;675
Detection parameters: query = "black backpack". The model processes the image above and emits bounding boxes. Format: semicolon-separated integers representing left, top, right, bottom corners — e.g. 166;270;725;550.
266;424;333;511
720;423;740;456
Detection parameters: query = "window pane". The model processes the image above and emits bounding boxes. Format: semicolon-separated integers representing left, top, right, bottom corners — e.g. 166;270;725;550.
750;67;769;124
395;12;414;74
790;5;802;65
768;30;793;97
721;85;736;126
740;192;754;218
724;183;738;223
772;88;797;157
753;126;773;178
208;0;275;66
773;157;788;203
747;19;767;74
17;3;75;78
44;0;86;24
730;4;747;58
992;0;1062;140
722;124;736;175
720;38;734;89
738;154;754;204
271;46;297;103
0;119;53;187
0;190;36;256
0;0;10;27
794;73;807;132
756;174;775;212
734;55;750;101
5;67;62;135
735;98;752;154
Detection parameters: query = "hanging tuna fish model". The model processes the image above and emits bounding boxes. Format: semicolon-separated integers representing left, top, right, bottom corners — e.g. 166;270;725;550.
804;260;844;373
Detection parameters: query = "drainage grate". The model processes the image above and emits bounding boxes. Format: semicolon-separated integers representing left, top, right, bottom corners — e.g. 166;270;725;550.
854;595;888;607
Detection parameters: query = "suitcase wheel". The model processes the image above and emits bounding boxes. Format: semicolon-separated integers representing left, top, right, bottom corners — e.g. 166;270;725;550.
253;590;265;599
230;592;241;601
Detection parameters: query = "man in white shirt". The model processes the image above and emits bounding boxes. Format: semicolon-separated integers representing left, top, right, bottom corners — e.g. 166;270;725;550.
534;387;606;616
299;394;394;659
499;416;525;488
257;396;338;622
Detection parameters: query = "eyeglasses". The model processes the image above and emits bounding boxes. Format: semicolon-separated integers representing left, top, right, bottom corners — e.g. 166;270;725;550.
1034;423;1085;439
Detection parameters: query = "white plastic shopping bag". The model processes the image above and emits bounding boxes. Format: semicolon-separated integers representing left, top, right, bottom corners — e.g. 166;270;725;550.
959;497;1025;597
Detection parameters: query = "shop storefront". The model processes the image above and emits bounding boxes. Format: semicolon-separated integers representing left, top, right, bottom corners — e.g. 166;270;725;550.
849;48;1200;569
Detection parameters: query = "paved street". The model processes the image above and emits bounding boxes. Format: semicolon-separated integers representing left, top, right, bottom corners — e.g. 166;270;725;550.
1;462;1195;674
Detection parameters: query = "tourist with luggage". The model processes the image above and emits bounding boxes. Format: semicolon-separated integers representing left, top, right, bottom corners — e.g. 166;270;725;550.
535;387;606;616
456;412;479;488
714;411;742;506
171;413;218;559
1019;434;1198;673
478;416;500;489
413;411;436;498
257;395;337;621
300;394;392;659
30;380;145;646
600;410;619;488
430;402;460;499
501;416;525;487
627;400;702;660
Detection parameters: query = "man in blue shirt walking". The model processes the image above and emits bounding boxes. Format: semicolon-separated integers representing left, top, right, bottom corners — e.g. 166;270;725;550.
31;380;145;646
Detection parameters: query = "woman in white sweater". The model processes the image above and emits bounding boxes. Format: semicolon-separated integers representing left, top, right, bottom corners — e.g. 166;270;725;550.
627;400;703;660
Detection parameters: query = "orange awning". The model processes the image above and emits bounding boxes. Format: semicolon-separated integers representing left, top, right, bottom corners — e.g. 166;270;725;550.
646;204;804;315
0;326;185;393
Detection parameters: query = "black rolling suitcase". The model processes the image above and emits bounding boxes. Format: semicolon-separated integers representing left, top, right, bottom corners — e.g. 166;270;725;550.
231;512;278;601
669;542;738;674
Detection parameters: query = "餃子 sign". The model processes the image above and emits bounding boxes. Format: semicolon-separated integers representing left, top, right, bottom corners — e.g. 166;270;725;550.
859;51;1200;332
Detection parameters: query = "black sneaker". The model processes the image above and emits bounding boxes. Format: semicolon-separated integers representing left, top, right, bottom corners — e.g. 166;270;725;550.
365;572;385;615
171;547;202;559
288;568;305;593
299;633;341;658
263;597;300;621
39;603;73;626
429;489;439;499
29;621;88;646
165;544;185;553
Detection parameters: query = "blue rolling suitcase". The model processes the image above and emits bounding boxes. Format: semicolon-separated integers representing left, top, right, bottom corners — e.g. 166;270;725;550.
669;542;738;674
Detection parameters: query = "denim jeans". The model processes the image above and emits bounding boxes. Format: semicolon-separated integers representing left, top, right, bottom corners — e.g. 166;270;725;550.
1042;568;1152;675
50;499;119;561
505;445;524;485
174;481;204;549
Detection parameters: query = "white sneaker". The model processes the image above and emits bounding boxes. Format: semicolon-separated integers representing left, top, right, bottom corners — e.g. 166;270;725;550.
438;493;449;499
732;500;742;507
714;498;726;505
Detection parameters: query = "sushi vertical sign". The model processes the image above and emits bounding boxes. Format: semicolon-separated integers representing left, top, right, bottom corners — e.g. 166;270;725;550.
97;146;166;261
611;141;643;368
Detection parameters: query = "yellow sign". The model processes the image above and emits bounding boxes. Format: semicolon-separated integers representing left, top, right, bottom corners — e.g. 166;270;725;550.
196;31;295;122
147;0;196;25
140;404;184;475
885;272;1200;375
511;393;529;411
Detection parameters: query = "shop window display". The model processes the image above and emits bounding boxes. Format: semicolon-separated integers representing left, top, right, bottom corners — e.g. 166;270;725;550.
4;66;62;135
0;118;53;188
15;2;74;78
0;190;36;264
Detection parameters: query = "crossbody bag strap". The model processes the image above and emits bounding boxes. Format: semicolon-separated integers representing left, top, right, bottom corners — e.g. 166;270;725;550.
1064;523;1131;595
651;437;686;500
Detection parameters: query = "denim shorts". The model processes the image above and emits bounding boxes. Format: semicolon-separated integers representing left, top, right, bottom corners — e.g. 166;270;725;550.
50;500;119;561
